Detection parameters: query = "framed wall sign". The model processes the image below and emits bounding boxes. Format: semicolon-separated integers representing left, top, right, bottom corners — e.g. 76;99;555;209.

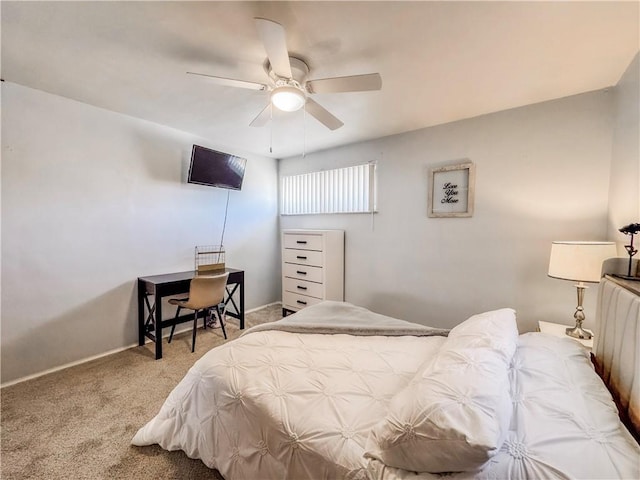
428;162;475;218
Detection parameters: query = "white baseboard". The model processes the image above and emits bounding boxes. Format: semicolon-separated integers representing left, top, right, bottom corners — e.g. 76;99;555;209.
246;301;281;313
1;301;282;389
0;343;140;388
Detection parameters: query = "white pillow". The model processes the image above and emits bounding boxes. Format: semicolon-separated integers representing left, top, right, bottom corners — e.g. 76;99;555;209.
365;308;518;473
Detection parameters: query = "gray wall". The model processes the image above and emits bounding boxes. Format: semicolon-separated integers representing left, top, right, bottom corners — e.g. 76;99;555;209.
1;83;281;384
608;52;640;246
279;90;614;333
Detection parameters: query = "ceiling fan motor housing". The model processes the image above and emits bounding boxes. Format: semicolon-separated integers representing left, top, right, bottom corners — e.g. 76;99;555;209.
265;56;310;85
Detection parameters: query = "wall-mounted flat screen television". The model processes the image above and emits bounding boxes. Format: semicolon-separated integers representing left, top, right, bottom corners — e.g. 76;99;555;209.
188;145;247;190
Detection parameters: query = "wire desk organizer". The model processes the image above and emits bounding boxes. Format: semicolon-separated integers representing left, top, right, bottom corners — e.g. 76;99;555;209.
195;245;225;274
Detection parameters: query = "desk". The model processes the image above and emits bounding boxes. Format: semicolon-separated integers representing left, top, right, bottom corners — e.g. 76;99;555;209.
138;268;244;359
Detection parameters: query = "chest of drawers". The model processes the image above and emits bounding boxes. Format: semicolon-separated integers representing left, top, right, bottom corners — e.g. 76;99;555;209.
281;229;344;315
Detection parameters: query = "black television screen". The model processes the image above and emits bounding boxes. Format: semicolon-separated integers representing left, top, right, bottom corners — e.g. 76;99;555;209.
188;145;247;190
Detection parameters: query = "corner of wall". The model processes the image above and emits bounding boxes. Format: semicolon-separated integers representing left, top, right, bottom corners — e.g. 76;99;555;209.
608;52;640;251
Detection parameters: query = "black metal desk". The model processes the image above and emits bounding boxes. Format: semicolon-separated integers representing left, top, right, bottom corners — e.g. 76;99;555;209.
137;268;244;359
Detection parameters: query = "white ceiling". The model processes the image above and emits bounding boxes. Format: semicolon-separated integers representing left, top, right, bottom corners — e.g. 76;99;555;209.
2;1;638;159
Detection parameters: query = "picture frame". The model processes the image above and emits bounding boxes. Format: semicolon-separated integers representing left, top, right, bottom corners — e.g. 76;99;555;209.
428;162;475;218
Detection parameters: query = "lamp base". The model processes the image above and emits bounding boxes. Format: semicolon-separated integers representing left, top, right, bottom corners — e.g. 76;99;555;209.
566;325;593;340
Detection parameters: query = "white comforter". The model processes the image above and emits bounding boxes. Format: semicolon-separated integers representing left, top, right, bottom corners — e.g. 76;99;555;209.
132;302;640;479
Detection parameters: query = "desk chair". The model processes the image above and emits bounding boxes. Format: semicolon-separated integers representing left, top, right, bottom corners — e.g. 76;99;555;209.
168;272;229;352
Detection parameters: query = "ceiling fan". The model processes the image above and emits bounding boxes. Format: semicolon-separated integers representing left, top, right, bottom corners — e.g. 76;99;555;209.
187;17;382;131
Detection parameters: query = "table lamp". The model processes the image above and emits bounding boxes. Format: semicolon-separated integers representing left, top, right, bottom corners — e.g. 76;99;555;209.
548;241;617;339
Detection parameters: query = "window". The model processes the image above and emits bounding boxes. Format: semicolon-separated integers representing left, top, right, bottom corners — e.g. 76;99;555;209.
281;163;377;215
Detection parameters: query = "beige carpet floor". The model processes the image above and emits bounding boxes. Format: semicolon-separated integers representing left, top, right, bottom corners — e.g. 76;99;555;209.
1;304;283;479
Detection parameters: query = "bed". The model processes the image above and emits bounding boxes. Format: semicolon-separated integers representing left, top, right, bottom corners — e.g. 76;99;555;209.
132;276;640;479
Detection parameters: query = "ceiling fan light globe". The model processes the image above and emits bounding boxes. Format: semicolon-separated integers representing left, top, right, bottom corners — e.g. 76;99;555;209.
271;86;306;112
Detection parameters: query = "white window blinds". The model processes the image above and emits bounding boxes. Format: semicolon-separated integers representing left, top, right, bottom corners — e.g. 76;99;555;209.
281;163;376;215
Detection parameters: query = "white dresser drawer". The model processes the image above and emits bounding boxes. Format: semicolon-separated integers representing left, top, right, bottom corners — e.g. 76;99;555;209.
283;277;324;299
283;291;323;311
283;234;323;251
283;262;323;283
283;248;324;267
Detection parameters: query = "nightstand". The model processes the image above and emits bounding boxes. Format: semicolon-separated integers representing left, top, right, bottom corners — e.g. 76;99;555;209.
538;321;594;351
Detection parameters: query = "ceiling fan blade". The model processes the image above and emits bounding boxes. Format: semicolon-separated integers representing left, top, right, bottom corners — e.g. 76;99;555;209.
306;73;382;94
305;98;344;130
254;18;293;79
187;72;267;91
249;103;272;127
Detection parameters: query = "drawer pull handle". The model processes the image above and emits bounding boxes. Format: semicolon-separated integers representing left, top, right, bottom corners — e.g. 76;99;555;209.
296;240;307;244
297;286;307;290
296;270;307;275
297;300;308;305
296;256;307;260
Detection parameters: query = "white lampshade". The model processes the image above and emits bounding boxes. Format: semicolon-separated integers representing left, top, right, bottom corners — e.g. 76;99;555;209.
548;241;617;283
270;86;306;112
